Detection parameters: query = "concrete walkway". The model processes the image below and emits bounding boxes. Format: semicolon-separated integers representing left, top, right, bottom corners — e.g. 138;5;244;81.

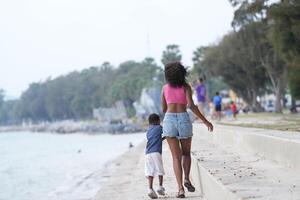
94;123;300;200
191;123;300;200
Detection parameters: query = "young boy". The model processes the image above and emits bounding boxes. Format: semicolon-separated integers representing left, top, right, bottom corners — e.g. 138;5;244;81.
145;113;165;199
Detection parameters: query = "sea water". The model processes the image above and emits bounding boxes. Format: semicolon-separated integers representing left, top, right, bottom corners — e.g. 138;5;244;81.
0;132;145;200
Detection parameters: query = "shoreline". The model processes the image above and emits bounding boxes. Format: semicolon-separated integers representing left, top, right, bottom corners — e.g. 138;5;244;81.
0;120;145;134
92;141;146;200
93;139;202;200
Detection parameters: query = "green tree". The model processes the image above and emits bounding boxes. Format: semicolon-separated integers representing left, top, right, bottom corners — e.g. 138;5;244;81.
2;57;162;124
108;58;160;116
161;44;182;65
268;0;300;104
192;46;229;99
192;46;209;77
18;83;49;121
90;62;115;108
251;22;287;112
229;0;268;28
0;89;5;124
0;100;19;125
0;89;4;106
201;30;267;111
229;0;289;113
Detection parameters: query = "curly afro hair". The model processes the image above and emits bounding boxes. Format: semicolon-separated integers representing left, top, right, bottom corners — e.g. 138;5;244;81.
164;62;188;87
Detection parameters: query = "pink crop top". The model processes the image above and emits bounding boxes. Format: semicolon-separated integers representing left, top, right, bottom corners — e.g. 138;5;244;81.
163;84;187;105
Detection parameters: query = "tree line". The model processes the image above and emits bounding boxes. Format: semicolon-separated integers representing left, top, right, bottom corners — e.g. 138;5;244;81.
193;0;300;112
0;58;164;125
0;43;196;125
1;0;299;124
1;44;227;125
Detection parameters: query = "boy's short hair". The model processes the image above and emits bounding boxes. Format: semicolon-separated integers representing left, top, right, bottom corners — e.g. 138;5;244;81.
148;113;160;125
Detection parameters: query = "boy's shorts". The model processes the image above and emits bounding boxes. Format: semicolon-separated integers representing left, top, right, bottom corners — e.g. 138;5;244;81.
145;152;165;177
162;112;193;139
215;104;222;112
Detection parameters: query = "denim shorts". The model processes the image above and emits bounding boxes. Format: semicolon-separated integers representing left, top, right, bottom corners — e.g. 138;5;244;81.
162;112;193;139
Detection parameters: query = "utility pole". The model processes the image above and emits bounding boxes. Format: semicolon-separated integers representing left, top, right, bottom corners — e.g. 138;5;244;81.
146;33;151;58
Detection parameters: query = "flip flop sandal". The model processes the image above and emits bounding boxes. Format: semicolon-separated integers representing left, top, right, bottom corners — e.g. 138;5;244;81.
184;181;195;192
176;188;185;198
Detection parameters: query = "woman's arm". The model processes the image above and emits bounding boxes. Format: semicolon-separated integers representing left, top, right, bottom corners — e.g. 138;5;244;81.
161;89;167;113
186;85;213;132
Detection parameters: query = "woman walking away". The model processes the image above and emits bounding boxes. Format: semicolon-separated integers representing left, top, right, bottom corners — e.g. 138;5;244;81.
162;62;213;198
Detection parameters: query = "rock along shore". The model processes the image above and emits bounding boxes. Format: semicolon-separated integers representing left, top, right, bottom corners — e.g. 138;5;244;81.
0;120;144;134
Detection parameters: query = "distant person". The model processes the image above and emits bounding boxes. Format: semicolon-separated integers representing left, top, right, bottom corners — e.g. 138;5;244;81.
145;113;166;199
225;103;232;118
231;101;237;119
213;92;222;121
162;62;213;198
194;78;206;116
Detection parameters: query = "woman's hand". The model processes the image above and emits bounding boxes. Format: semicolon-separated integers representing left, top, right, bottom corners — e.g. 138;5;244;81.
205;121;214;132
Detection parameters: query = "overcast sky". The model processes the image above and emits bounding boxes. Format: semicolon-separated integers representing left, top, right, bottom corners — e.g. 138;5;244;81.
0;0;234;98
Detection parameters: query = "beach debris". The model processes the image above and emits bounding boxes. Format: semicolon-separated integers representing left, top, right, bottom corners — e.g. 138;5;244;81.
129;142;134;148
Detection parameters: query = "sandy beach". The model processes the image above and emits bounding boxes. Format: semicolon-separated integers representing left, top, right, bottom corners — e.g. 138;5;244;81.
93;141;202;200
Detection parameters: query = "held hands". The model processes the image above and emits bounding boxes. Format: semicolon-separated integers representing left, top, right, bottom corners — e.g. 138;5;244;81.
205;121;214;132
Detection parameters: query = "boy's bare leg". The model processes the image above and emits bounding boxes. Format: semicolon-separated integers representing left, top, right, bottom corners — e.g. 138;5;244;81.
157;175;165;195
159;175;163;186
148;176;159;198
148;176;154;189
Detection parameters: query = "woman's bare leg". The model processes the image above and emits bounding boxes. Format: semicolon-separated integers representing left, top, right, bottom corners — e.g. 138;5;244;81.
180;138;192;182
166;137;183;190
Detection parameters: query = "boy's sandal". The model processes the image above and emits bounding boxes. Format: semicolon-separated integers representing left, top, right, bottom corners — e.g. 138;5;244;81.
148;189;158;199
176;188;185;198
184;180;195;192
